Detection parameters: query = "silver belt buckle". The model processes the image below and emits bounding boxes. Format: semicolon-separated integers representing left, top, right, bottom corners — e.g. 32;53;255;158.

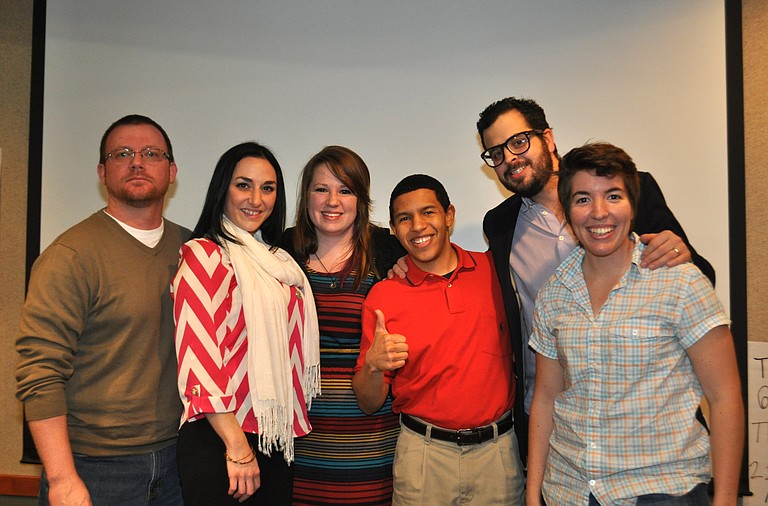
455;427;482;446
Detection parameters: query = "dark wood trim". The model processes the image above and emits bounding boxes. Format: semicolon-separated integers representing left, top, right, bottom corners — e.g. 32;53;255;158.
0;474;39;497
724;0;751;497
25;0;45;281
21;0;47;466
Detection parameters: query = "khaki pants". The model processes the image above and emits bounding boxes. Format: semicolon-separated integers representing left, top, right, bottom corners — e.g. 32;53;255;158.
392;418;525;505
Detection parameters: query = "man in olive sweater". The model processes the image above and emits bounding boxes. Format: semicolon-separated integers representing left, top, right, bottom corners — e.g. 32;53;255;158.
16;115;189;506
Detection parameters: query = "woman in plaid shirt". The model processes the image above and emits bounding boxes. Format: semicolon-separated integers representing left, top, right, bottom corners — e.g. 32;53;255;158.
527;142;743;506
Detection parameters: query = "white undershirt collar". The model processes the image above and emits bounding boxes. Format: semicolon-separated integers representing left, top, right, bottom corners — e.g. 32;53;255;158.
103;210;164;248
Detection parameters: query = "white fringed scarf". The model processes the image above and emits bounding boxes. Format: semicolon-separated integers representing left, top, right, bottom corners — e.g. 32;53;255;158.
222;217;320;462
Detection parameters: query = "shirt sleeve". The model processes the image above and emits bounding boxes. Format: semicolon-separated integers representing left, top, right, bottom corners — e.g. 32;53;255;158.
172;239;240;415
675;265;730;349
529;284;558;360
16;244;89;420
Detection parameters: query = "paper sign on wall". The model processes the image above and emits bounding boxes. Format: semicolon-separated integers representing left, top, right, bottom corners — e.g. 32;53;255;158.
746;341;768;504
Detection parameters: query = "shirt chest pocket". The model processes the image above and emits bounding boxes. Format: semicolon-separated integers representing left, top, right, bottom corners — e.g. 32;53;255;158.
605;322;676;383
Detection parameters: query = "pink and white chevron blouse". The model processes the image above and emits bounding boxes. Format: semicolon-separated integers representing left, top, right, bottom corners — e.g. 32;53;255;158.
171;238;311;437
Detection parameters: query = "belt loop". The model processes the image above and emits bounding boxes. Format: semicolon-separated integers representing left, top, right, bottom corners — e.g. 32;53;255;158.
492;421;499;443
425;424;432;445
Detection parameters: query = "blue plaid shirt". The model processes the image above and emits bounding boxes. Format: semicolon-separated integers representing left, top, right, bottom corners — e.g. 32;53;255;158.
530;234;729;505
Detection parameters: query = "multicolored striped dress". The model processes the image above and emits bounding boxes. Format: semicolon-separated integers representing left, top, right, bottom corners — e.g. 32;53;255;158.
292;266;400;505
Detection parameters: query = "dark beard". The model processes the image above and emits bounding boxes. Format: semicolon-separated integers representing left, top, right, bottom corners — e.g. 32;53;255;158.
500;150;555;197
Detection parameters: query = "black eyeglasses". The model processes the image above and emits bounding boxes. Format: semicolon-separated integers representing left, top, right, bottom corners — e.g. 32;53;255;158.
480;130;543;168
105;147;170;165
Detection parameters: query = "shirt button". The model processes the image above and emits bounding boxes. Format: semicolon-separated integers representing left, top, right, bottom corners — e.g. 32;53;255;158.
447;283;452;288
589;479;596;486
590;442;597;449
558;235;564;241
542;210;548;216
191;386;199;396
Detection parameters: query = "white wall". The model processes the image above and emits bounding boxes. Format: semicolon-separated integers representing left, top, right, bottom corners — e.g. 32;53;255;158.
42;0;729;310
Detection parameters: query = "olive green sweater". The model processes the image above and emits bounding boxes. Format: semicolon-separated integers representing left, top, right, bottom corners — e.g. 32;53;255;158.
16;211;189;456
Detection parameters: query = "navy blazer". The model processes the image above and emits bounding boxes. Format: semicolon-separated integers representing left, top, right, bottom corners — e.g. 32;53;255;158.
483;171;715;465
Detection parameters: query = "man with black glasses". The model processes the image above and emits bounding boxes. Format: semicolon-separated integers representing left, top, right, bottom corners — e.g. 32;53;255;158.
479;97;715;466
16;115;189;506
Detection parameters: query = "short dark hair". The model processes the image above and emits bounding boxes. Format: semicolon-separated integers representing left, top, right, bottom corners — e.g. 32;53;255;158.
558;142;640;227
389;174;451;223
191;142;287;248
476;97;552;149
99;114;174;163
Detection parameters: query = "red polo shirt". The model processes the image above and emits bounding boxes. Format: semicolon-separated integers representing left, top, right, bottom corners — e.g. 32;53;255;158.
355;244;514;429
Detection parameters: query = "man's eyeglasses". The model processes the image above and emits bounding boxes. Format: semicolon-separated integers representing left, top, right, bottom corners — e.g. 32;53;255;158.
480;130;543;168
104;147;170;165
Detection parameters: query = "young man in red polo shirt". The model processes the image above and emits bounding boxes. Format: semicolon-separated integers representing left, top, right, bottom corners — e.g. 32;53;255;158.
353;174;525;505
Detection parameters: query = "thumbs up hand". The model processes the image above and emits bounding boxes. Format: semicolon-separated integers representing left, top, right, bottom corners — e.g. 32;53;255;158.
365;309;409;373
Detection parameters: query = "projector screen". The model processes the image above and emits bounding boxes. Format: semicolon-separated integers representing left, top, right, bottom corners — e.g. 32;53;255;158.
41;0;729;311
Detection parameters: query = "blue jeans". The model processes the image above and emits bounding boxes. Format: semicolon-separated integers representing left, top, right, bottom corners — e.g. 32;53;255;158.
588;483;710;505
38;443;183;506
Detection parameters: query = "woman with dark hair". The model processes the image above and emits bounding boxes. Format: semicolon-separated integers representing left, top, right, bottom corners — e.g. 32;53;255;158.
172;141;320;505
527;143;743;505
280;145;404;505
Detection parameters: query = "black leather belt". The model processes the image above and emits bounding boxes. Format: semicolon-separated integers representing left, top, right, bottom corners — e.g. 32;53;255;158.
400;413;513;446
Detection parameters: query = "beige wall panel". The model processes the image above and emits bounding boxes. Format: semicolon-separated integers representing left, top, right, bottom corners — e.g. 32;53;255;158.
0;0;42;480
744;0;768;344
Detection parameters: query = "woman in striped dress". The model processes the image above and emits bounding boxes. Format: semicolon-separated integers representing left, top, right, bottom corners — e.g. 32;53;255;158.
281;146;404;505
172;142;320;505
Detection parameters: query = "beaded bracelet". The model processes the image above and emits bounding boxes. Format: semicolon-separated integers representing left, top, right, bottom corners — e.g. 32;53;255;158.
225;446;256;465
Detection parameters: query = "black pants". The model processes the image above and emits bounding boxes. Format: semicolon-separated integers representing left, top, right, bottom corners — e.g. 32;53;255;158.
177;419;292;506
